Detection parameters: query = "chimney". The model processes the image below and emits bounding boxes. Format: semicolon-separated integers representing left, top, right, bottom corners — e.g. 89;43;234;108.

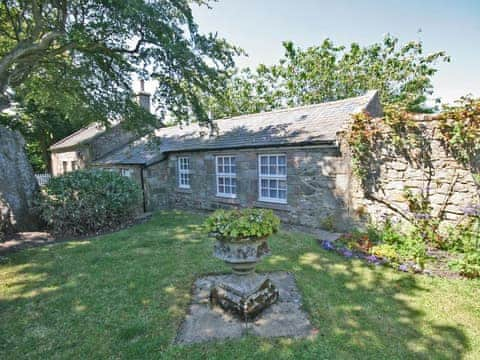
136;79;151;113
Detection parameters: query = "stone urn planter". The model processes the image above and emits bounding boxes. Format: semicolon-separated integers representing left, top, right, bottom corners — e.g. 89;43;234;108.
204;209;281;319
213;237;270;275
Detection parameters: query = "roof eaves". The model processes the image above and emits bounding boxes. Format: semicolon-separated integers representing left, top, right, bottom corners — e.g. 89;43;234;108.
49;123;105;151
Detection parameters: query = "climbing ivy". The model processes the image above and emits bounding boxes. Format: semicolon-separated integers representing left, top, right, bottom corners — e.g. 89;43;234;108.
438;96;480;168
346;103;421;182
347;97;480;185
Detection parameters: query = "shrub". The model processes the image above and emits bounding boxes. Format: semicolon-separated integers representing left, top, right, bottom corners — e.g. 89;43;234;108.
340;220;427;267
36;169;142;236
204;208;280;242
371;244;399;262
450;253;480;279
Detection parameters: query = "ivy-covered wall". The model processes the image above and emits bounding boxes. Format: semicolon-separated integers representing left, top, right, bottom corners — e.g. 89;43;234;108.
342;114;479;231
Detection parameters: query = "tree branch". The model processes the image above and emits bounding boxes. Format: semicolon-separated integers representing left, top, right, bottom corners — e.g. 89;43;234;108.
0;31;62;85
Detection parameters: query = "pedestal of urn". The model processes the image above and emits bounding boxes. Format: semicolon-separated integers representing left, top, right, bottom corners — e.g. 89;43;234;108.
210;239;279;319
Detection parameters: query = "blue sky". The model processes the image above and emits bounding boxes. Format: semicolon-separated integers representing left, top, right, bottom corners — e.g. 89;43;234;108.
191;0;479;104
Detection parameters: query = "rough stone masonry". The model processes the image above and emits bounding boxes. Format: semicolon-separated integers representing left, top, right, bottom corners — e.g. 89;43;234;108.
0;126;39;235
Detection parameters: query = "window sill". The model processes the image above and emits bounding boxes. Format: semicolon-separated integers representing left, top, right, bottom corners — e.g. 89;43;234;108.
213;196;240;205
253;201;291;212
176;187;192;194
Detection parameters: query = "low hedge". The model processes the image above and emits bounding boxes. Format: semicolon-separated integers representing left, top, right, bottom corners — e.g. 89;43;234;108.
36;169;142;236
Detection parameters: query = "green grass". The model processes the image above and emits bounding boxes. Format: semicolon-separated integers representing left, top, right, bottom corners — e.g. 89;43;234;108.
1;211;479;359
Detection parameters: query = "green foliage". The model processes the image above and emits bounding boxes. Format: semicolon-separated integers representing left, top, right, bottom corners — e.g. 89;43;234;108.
36;169;141;236
450;253;480;279
204;208;280;242
371;244;399;262
1;211;479;359
0;1;239;129
445;207;480;278
341;219;427;267
345;104;424;184
1;100;89;172
444;218;480;253
320;215;335;232
204;35;449;119
439;96;480;167
345;111;381;180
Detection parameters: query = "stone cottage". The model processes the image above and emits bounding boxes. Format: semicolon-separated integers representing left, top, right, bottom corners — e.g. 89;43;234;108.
49;82;152;176
51;90;479;231
90;91;382;230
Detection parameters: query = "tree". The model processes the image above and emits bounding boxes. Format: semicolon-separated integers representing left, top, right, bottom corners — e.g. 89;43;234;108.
205;35;450;119
0;0;239;129
0;99;85;171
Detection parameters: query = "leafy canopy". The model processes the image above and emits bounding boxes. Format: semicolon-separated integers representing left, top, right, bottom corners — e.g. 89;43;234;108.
204;35;450;119
0;0;240;129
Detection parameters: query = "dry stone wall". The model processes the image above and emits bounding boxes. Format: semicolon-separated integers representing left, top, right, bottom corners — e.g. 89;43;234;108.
344;117;479;230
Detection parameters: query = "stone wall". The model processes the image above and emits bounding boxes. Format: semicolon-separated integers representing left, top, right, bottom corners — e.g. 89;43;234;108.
51;147;90;176
144;146;355;231
143;116;479;232
89;124;137;161
343;117;480;229
0;126;39;233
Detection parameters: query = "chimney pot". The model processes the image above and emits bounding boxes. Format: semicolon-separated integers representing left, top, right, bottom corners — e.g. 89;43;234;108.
136;80;150;113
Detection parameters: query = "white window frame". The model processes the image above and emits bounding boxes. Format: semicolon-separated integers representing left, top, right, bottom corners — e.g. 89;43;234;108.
216;155;237;198
178;157;191;189
258;154;287;204
120;168;133;178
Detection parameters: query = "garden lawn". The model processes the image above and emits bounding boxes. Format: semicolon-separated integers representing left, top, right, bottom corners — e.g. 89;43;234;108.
1;211;479;359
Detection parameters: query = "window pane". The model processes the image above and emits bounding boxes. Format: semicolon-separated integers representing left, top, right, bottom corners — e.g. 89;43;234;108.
261;188;268;197
279;190;287;199
278;156;286;165
218;177;224;185
260;165;268;175
224;177;230;186
261;179;268;187
270;189;277;198
219;185;224;193
279;180;287;189
261;156;268;165
269;179;277;188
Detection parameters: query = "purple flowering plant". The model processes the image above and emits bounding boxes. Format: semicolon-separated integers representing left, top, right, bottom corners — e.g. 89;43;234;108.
322;240;335;251
398;263;409;272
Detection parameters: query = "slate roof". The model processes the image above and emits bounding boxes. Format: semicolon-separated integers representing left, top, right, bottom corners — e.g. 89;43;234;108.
49;123;105;150
94;90;381;166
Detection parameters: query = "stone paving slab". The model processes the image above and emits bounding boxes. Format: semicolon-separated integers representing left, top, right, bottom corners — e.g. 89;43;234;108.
175;271;316;344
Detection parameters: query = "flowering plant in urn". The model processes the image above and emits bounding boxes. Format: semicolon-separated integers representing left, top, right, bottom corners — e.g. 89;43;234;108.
204;208;280;319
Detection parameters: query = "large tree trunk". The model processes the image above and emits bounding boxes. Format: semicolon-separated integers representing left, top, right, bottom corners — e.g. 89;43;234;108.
0;125;40;237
